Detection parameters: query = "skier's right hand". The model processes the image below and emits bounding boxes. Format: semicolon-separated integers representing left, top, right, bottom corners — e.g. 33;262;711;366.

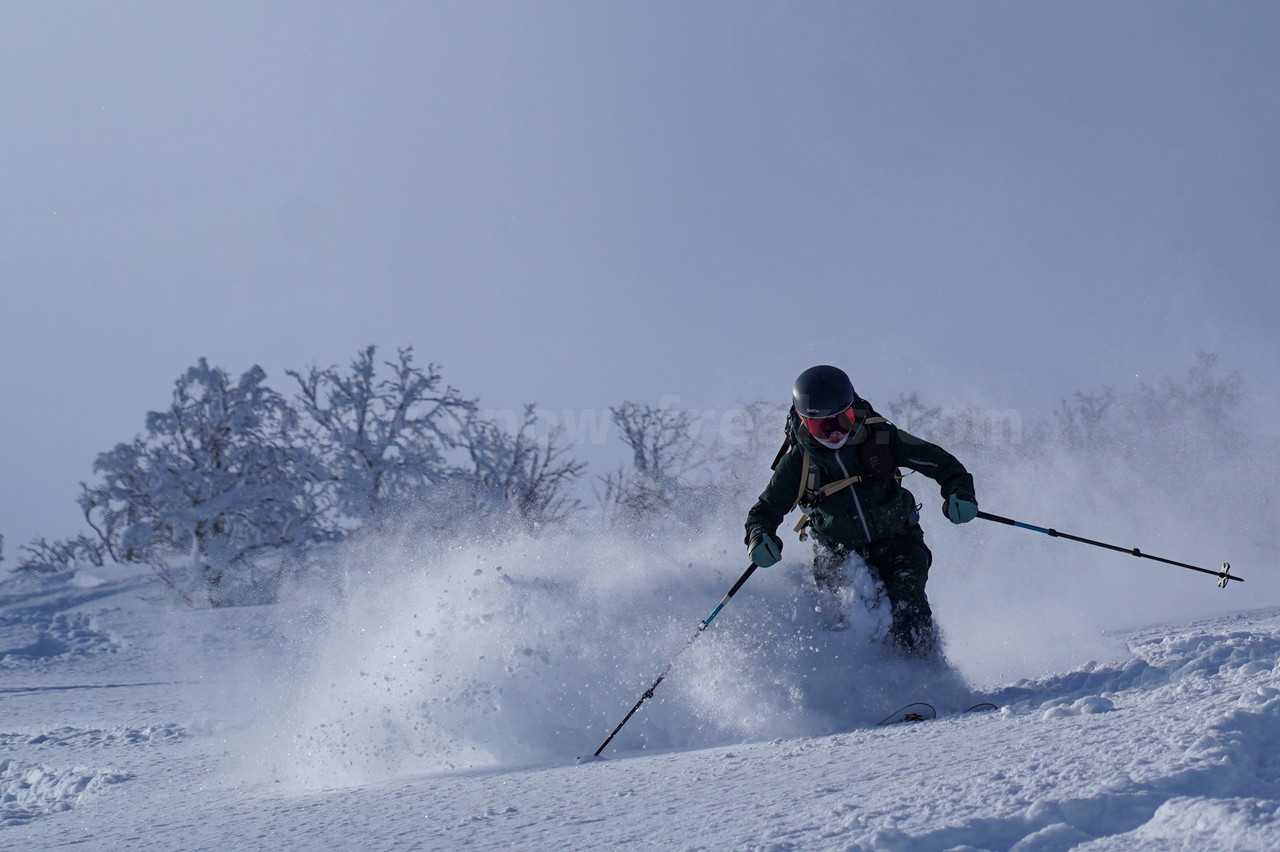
748;532;783;568
944;493;979;524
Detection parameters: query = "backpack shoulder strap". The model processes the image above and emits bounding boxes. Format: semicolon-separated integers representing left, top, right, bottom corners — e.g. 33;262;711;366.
791;449;817;540
791;449;813;513
770;407;801;471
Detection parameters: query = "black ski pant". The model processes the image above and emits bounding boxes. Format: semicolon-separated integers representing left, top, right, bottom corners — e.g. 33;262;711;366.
813;525;937;656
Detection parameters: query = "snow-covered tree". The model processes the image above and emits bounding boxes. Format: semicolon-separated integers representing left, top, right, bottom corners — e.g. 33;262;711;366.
597;402;704;525
885;392;942;437
461;405;586;532
1055;388;1115;449
79;359;333;605
14;535;105;575
288;345;474;527
708;399;789;504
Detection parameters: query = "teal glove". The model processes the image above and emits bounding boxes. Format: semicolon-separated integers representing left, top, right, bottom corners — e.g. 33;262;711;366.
749;532;782;568
945;494;979;524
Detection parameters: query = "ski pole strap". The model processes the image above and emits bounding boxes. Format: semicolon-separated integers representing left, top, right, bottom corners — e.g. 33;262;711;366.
976;511;1242;586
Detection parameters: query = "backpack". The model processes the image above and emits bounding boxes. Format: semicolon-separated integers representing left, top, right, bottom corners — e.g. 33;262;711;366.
771;405;900;540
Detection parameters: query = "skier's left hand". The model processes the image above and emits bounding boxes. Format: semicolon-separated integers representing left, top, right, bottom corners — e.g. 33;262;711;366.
945;493;978;524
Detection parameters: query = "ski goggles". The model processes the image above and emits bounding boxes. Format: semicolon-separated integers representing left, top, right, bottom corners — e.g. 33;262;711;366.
798;406;855;441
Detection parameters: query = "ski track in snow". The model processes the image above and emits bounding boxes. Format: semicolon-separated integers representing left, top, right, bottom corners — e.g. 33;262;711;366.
4;559;1280;850
0;611;118;666
0;760;132;829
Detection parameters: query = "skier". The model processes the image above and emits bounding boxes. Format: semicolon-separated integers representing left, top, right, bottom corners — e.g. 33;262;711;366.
745;365;977;657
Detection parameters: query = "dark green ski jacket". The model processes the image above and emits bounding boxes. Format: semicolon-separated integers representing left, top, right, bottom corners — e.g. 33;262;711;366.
745;402;975;552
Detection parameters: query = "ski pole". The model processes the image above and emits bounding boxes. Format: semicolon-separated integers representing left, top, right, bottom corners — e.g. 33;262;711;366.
976;511;1240;587
590;562;759;758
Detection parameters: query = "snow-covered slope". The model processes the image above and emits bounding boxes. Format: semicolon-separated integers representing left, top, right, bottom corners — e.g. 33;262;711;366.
5;545;1280;851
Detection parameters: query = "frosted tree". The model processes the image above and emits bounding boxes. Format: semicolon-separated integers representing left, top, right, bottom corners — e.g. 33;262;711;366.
288;345;474;527
597;402;704;525
461;405;586;531
709;399;789;503
1055;388;1115;449
80;359;333;605
14;535;105;575
1128;351;1243;428
884;392;942;438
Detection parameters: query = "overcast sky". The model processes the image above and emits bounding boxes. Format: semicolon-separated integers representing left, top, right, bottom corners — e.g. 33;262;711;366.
3;1;1278;553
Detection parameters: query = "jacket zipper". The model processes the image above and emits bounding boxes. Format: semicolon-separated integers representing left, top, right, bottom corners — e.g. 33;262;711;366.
835;450;873;541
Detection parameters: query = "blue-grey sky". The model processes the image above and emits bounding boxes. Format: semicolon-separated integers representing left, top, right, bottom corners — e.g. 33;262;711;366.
3;1;1278;553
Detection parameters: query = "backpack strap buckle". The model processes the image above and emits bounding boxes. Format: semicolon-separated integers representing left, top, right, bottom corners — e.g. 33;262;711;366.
793;513;813;542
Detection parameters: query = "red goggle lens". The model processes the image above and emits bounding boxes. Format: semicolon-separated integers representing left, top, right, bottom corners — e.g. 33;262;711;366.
800;408;854;440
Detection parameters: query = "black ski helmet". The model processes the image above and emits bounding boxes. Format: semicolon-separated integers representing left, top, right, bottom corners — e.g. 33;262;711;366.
792;365;856;418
